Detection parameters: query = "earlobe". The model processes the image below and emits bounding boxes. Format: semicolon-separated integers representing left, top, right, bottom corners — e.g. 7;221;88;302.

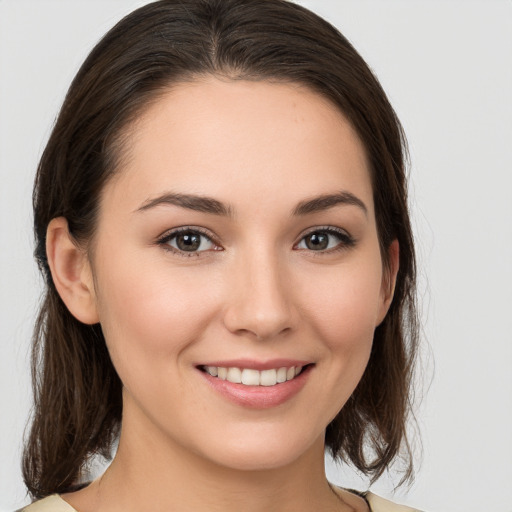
376;239;400;325
46;217;99;325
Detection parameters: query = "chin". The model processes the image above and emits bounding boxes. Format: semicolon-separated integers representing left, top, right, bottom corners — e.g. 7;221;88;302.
195;429;322;472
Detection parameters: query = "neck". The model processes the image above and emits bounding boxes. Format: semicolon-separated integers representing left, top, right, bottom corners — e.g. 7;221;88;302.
65;397;353;512
101;430;336;512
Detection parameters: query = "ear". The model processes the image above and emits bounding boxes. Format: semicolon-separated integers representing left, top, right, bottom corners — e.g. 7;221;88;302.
46;217;99;325
376;239;400;326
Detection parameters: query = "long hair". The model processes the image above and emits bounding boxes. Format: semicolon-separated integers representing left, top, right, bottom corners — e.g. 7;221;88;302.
24;0;418;498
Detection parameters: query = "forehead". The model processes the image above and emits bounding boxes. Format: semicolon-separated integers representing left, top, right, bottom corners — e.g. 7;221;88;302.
105;77;374;218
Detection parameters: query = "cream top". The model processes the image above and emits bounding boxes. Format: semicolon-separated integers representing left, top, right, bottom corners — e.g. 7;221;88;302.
20;491;423;512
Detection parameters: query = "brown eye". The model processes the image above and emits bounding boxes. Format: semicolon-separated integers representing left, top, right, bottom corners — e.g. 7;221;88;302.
175;232;202;251
304;232;329;250
296;228;355;252
161;229;216;254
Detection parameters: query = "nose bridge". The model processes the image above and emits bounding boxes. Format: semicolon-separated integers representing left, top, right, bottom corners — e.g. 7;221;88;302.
223;242;295;340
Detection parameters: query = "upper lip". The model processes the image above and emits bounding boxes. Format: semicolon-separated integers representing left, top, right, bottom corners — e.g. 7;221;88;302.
197;358;312;371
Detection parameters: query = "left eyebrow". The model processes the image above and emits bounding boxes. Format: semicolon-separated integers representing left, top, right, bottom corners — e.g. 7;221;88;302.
292;191;368;217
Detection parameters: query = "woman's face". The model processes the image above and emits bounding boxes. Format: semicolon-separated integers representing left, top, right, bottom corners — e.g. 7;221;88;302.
88;78;395;470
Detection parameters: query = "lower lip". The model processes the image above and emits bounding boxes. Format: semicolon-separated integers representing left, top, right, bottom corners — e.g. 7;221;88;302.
199;366;312;409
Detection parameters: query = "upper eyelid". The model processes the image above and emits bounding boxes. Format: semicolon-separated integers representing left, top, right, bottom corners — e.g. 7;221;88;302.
158;224;350;235
296;225;352;240
158;225;217;242
302;225;348;234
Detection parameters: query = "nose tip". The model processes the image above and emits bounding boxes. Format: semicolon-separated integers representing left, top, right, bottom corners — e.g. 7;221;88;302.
225;304;293;340
222;260;296;340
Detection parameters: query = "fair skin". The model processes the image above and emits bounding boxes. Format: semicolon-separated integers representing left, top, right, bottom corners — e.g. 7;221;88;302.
47;78;398;512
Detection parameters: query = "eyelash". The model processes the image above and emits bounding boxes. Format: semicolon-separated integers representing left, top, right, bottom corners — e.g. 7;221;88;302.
156;226;356;258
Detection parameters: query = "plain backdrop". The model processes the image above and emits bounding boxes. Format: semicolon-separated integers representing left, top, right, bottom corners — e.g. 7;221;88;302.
1;1;511;511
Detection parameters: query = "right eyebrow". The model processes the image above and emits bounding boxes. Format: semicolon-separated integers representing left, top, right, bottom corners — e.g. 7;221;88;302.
135;192;234;217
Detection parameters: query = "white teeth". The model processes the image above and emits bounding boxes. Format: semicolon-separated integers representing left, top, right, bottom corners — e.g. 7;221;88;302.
227;367;242;383
276;367;287;383
260;369;277;386
241;368;260;385
204;365;306;386
206;366;218;377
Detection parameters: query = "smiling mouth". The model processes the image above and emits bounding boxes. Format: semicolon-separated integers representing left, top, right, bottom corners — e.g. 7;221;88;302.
199;365;310;387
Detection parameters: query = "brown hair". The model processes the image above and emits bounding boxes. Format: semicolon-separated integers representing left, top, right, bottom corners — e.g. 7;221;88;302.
24;0;419;499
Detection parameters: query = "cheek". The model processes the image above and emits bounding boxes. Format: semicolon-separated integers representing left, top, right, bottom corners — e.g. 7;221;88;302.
298;256;383;356
93;256;220;374
308;264;382;339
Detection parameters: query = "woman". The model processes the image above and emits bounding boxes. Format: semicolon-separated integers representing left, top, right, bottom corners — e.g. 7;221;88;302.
21;1;421;511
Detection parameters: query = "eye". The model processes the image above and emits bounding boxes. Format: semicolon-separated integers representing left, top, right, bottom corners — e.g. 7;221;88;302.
158;227;219;255
296;228;355;252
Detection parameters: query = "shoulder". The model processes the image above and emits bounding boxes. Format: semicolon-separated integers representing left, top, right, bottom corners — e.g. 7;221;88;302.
365;492;424;512
18;490;423;512
17;495;77;512
334;486;424;512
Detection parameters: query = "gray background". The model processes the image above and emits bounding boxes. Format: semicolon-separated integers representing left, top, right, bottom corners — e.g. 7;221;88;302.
1;1;511;511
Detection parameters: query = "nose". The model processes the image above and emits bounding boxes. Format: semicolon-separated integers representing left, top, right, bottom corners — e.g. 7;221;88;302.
222;248;297;340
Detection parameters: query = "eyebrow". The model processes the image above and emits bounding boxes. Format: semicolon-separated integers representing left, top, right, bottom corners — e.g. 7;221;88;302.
136;192;233;216
292;191;368;217
136;190;367;217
